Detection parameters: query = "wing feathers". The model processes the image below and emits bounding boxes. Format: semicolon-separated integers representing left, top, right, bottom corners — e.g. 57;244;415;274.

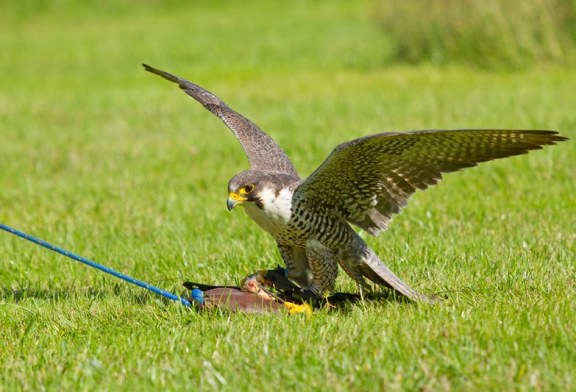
143;64;299;177
297;129;567;235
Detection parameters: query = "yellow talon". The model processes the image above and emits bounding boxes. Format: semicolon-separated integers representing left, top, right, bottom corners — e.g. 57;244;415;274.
284;301;312;317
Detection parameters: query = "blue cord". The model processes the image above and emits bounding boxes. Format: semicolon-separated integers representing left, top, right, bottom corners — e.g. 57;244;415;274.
0;223;191;307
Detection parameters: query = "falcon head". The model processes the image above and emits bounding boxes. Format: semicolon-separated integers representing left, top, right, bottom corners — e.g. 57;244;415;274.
226;170;299;211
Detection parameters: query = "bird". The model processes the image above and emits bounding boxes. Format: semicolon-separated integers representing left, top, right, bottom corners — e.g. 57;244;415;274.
186;286;290;314
183;269;350;314
143;64;567;303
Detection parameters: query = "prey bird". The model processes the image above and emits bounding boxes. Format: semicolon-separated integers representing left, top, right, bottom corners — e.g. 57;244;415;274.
144;64;567;302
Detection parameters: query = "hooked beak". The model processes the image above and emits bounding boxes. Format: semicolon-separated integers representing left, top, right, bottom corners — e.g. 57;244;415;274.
227;192;246;211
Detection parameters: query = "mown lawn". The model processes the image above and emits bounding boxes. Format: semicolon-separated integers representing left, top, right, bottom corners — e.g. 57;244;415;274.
0;1;574;391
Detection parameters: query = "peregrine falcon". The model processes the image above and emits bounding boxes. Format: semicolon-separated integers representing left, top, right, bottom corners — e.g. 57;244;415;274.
144;64;567;302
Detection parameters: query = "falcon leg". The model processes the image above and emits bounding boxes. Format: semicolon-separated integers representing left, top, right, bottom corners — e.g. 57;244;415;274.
276;242;315;290
305;240;338;297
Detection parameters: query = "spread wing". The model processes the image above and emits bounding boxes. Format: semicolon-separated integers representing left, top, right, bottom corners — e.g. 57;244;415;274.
143;64;299;177
295;129;567;235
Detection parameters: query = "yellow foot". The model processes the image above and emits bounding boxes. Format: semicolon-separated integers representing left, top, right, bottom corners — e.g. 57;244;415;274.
284;301;312;316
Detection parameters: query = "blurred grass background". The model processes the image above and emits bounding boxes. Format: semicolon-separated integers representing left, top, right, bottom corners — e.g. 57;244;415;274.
0;0;574;390
376;0;576;69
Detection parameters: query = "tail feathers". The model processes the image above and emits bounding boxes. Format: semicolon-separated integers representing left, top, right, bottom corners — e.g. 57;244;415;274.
360;249;436;303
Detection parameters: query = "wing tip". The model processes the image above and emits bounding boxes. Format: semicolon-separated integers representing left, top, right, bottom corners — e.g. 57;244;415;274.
142;64;194;94
143;63;227;109
142;63;183;85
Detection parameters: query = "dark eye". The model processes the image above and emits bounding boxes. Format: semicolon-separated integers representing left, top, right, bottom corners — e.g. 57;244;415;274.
244;184;255;193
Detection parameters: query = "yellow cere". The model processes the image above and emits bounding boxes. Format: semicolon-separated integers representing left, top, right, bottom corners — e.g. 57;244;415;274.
229;192;248;202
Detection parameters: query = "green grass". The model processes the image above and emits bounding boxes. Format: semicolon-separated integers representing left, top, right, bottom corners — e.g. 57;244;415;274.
376;0;576;69
0;1;574;390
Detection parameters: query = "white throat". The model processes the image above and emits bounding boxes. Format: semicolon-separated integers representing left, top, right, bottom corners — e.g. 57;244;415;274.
242;187;293;235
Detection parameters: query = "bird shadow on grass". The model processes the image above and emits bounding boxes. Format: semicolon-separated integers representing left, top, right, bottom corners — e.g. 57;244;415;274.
0;283;453;316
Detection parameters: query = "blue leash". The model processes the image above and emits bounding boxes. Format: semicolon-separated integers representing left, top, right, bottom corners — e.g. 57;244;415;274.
0;223;192;307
